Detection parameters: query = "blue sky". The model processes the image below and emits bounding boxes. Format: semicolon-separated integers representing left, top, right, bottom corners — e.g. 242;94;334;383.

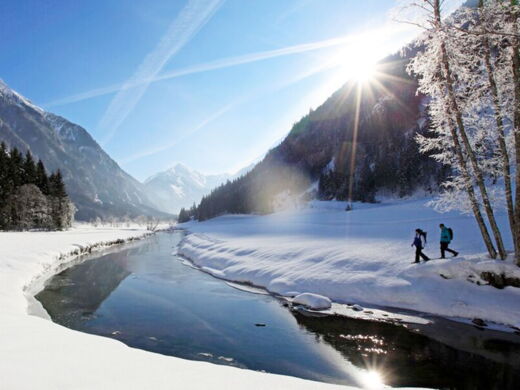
0;0;422;181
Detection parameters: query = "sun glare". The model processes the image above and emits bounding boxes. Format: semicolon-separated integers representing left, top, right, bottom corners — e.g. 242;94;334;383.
350;59;378;83
333;37;381;84
360;370;385;389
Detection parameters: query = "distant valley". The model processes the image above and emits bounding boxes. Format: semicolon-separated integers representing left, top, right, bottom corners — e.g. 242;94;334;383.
0;78;253;220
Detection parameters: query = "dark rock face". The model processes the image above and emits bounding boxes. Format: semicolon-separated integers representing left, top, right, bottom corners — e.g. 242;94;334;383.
472;318;487;327
480;272;520;289
0;79;168;220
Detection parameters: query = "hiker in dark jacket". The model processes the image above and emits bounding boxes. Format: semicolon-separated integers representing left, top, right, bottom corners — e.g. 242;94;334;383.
439;223;458;259
411;228;430;263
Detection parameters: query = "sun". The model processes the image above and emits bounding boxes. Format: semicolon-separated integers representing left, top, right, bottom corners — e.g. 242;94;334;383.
345;42;380;84
359;370;385;389
349;59;378;83
333;39;381;84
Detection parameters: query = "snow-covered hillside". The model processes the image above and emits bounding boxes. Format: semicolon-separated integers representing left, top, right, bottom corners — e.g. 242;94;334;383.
179;199;520;328
145;163;253;214
0;226;352;390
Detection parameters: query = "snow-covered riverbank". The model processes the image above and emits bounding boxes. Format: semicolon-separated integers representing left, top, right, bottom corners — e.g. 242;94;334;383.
0;225;353;390
179;199;520;329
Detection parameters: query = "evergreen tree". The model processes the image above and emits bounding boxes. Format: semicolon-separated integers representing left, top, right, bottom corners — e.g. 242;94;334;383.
0;143;8;203
49;170;67;198
0;145;74;230
22;150;37;185
8;147;23;189
178;208;189;223
49;170;69;230
36;160;50;195
0;143;8;228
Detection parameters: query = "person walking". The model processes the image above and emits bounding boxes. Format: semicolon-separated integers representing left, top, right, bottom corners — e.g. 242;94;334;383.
439;223;458;259
412;228;430;263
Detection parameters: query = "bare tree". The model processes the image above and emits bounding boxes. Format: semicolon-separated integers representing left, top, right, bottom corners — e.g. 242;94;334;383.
146;217;160;232
407;0;507;258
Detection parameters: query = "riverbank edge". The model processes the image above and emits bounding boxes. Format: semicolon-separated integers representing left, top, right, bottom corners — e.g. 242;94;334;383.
25;229;155;319
177;230;520;334
177;241;435;324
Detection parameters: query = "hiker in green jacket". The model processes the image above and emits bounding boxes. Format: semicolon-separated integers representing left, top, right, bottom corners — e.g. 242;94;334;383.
439;224;458;259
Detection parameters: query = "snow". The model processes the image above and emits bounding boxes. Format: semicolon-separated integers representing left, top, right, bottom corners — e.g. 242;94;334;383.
170;183;185;197
179;199;520;328
324;158;335;172
0;78;45;114
293;293;332;310
0;225;354;390
93;193;103;204
273;190;304;212
225;281;270;295
322;303;431;325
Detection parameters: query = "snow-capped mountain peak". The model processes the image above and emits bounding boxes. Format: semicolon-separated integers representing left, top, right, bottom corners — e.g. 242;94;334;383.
0;78;44;115
145;163;253;214
145;163;206;188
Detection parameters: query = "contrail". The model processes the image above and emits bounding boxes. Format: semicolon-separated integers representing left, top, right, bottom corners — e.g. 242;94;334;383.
119;22;416;165
120;102;236;164
43;26;397;109
97;0;223;146
120;55;340;165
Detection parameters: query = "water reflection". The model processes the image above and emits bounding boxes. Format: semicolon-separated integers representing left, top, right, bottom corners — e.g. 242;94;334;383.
36;233;358;386
36;251;131;328
292;311;520;389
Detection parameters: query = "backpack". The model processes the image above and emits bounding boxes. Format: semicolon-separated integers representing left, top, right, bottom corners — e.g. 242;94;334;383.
447;227;453;240
419;230;427;245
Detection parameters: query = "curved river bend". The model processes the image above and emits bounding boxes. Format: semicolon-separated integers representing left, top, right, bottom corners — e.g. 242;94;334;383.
36;232;520;389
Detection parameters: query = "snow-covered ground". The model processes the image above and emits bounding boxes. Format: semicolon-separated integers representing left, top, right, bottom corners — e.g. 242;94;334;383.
179;199;520;328
0;225;354;390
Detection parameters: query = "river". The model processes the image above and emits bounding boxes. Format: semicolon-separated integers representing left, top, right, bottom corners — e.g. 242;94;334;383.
36;232;520;389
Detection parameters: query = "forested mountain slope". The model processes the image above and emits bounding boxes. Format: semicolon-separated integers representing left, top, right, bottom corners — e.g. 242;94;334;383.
0;79;168;220
191;51;448;221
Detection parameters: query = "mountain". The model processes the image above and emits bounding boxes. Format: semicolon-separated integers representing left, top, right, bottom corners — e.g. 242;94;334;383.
0;79;169;221
144;163;253;214
187;49;448;221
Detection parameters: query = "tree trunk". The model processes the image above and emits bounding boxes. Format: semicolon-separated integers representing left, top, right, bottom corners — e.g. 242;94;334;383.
448;117;498;258
435;0;507;259
509;0;520;266
479;3;516;251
